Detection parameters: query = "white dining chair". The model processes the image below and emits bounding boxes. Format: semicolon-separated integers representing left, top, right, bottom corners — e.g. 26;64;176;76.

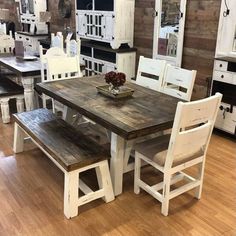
134;93;222;216
66;38;81;57
162;65;197;101
45;55;82;120
51;32;64;49
135;56;167;91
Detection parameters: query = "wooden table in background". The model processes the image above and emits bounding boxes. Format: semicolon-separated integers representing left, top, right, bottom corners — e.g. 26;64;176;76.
36;76;181;196
0;56;41;111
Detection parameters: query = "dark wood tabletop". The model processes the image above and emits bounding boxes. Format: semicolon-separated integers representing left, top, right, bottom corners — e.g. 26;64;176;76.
0;55;42;77
36;76;182;140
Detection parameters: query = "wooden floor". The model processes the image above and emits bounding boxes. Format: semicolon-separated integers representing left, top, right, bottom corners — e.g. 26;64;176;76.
0;120;236;236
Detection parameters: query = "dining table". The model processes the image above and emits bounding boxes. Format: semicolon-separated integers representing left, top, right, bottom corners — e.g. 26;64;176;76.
36;75;182;196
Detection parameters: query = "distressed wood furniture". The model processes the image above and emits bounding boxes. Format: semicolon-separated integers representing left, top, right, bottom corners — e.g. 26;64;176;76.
211;0;236;135
51;32;64;49
80;41;136;81
162;64;196;101
13;108;114;218
36;75;181;196
135;56;166;91
0;34;14;53
153;0;187;66
0;77;24;123
134;93;222;216
76;0;135;49
0;55;41;111
211;57;236;135
66;38;81;57
16;0;49;53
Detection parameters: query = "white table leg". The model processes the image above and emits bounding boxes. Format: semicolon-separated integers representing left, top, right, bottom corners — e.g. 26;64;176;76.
0;98;10;123
110;133;127;196
21;76;35;111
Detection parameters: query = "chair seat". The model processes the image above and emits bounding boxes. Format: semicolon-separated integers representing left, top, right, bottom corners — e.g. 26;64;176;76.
135;134;204;167
0;77;24;97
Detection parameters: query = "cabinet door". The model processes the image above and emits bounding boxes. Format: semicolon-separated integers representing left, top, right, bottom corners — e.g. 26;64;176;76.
77;11;87;37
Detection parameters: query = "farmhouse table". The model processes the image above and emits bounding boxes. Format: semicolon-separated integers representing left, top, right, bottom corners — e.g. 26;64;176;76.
36;76;181;196
0;55;41;111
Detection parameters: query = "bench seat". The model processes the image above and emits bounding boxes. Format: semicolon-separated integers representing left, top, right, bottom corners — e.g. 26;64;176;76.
13;108;114;218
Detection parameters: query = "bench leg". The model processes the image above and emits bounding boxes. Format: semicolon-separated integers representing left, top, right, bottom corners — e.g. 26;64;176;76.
16;97;25;113
13;123;25;153
64;170;79;219
0;98;10;123
96;160;115;203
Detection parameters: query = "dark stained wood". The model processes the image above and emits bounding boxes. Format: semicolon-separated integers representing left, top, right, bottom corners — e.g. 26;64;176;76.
36;76;181;140
0;56;42;77
0;77;24;97
13;108;110;172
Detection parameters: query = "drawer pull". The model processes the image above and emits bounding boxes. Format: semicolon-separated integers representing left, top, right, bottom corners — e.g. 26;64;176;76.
221;75;224;79
220;64;223;67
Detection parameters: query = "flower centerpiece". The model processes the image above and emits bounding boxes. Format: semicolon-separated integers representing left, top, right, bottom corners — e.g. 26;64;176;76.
104;71;126;94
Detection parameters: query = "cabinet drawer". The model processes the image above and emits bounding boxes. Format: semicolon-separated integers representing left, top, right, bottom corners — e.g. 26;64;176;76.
214;60;228;71
213;71;234;84
215;102;236;135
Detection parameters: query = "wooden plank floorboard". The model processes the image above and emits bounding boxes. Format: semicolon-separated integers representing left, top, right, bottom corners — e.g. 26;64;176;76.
0;120;235;235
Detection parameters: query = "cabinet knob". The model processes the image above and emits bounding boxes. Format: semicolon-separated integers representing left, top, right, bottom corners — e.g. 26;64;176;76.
219;64;223;67
219;105;224;110
221;75;224;79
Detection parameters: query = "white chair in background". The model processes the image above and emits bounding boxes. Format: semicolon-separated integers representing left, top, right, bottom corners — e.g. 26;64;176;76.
45;55;82;120
0;34;14;53
51;32;64;49
66;38;81;57
134;93;222;216
135;56;167;91
162;65;197;101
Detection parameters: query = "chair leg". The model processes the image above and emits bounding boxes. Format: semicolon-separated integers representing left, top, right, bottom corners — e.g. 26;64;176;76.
16;97;25;113
134;153;141;194
161;174;171;216
195;162;205;199
64;170;79;219
13;123;25;153
95;160;115;203
0;98;10;123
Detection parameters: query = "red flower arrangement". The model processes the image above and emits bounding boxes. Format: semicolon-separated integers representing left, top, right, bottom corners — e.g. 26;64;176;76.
105;71;126;88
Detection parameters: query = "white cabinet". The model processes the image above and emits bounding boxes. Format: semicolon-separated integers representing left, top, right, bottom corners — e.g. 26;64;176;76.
76;0;135;49
80;41;136;81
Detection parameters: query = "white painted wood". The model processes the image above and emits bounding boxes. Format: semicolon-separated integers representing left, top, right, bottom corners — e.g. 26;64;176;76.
134;93;222;216
0;22;7;35
16;97;25;113
110;132;126;196
76;0;135;49
13;122;114;219
80;49;136;81
135;56;166;91
21;76;35;111
0;98;10;123
51;32;64;49
0;34;15;53
153;0;187;66
162;64;196;101
215;0;236;57
66;38;81;57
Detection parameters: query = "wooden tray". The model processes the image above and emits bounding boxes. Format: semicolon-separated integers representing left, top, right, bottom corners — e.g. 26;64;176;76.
96;85;134;99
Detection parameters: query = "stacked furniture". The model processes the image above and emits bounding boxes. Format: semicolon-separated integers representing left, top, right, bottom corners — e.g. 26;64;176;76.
211;0;236;135
75;0;136;81
15;0;50;53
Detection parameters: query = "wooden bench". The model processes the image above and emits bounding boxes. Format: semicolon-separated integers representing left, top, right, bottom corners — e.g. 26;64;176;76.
13;108;114;219
0;76;24;123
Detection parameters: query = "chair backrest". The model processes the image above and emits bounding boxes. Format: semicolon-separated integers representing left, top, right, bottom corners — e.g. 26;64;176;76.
162;65;197;101
66;39;81;57
0;34;14;54
165;93;222;169
0;22;6;35
39;45;67;82
136;56;166;91
46;55;82;82
51;32;64;49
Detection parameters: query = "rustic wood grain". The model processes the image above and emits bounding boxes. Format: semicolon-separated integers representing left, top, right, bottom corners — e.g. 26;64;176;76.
36;76;181;140
13;108;110;172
